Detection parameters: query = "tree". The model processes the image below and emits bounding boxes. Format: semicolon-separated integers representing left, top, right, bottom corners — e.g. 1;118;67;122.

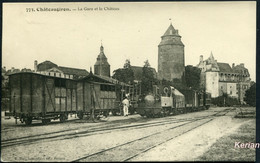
184;65;201;90
141;60;157;94
244;83;256;106
112;59;134;84
123;59;131;69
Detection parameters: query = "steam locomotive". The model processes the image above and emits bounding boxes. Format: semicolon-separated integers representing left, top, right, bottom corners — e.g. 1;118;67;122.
136;85;211;118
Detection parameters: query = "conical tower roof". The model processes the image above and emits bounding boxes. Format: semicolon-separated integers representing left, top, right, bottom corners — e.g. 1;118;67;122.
162;23;180;36
95;45;110;66
97;45;107;59
159;23;184;46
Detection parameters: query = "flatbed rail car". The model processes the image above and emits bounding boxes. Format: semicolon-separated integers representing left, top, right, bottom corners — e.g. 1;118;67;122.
5;72;125;125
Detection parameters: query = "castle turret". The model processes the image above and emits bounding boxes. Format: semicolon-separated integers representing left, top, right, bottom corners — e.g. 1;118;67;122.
34;60;38;72
94;44;110;77
158;23;185;81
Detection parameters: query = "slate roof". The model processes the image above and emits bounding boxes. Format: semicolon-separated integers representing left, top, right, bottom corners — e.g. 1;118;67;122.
37;60;89;77
163;24;180;36
217;62;233;73
58;66;89;77
233;64;250;76
37;61;58;71
159;24;184;46
94;45;110;66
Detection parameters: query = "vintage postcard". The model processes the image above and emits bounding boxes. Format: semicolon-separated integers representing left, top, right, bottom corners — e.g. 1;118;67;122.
1;2;257;162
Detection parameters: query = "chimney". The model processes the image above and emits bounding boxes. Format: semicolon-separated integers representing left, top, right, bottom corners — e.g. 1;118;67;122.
11;67;14;72
176;30;179;35
34;60;38;72
232;63;235;68
90;66;93;75
3;66;6;71
240;63;244;67
200;55;203;62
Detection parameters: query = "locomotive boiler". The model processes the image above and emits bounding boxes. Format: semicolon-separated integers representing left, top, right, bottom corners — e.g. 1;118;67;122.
136;85;211;118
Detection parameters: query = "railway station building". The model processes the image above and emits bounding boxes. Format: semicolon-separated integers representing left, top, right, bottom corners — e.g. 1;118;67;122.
197;52;251;104
34;60;89;79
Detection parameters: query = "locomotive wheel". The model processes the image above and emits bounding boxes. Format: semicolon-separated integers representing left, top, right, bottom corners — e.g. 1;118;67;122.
25;117;32;125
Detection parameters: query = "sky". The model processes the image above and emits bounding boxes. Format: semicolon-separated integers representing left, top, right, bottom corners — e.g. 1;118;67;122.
2;2;256;81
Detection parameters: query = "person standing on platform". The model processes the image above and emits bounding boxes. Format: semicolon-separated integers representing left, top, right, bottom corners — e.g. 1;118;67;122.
122;96;130;117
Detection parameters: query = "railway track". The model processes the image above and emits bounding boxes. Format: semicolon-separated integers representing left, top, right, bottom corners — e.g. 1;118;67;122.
71;118;213;162
1;108;233;149
0;117;202;148
72;108;233;162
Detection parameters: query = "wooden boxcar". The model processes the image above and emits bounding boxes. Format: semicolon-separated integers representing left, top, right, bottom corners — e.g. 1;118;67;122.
6;72;79;125
5;72;125;125
77;74;119;119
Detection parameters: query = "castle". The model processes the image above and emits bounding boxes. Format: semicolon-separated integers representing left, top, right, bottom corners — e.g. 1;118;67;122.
197;52;251;103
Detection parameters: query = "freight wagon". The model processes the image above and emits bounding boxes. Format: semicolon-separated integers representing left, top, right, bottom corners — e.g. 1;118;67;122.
5;72;127;125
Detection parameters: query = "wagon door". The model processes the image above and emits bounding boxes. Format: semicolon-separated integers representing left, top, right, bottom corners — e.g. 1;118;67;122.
67;80;77;112
77;82;84;112
54;78;66;112
32;74;44;114
44;78;56;113
10;74;21;114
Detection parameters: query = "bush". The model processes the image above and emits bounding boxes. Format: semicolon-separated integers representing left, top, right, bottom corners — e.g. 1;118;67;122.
212;96;240;107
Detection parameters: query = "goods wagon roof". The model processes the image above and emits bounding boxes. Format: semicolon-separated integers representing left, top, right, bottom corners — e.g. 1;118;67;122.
80;73;131;87
172;88;184;97
7;72;77;81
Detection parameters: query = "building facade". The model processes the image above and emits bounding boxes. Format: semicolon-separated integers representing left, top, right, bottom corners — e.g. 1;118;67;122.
197;52;251;104
94;45;111;77
34;60;89;79
158;23;185;81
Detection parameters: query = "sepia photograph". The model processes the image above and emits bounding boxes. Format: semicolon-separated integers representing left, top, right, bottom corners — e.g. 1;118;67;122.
1;1;257;162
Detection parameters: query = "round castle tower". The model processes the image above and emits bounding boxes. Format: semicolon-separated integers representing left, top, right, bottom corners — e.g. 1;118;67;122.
158;23;185;81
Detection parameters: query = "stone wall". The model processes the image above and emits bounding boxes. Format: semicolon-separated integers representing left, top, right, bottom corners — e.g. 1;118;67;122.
158;44;184;81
